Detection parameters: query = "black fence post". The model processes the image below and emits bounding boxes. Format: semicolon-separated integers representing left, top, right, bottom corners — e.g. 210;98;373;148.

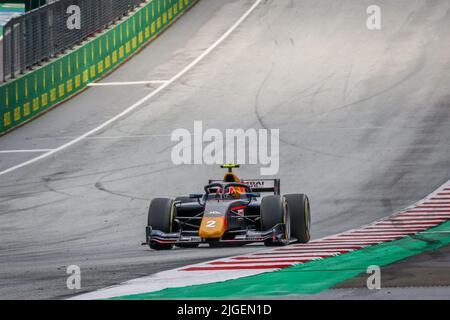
10;23;15;79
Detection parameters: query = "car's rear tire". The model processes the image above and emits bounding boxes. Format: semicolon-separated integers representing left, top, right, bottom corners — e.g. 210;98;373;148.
147;198;175;250
260;195;290;246
285;194;311;243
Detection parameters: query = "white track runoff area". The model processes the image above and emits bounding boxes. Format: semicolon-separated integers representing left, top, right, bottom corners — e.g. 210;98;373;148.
74;180;450;299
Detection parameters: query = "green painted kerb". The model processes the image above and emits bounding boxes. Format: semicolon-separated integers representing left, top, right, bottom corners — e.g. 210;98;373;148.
0;0;198;135
112;220;450;299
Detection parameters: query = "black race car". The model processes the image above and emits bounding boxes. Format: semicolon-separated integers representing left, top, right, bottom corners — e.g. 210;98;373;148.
144;165;311;250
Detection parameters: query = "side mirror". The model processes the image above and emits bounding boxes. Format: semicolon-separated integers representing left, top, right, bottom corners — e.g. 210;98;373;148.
189;193;203;199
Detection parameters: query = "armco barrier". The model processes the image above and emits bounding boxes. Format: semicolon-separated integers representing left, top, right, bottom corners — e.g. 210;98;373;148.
0;0;198;135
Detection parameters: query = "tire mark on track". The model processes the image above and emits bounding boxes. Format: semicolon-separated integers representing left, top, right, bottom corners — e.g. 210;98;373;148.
0;198;67;217
253;65;367;162
302;53;427;125
94;182;150;201
0;159;172;190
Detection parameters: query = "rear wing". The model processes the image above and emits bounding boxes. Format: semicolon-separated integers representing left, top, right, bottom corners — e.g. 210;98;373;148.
208;179;280;195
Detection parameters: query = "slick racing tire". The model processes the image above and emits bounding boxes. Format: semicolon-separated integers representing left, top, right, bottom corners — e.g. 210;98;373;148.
260;195;290;246
173;197;199;248
147;198;175;250
284;194;311;243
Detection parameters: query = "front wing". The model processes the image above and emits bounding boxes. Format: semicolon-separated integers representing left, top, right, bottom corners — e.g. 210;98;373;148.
144;223;287;245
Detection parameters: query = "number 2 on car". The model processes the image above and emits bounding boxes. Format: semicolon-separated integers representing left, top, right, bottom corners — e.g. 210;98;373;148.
206;220;216;228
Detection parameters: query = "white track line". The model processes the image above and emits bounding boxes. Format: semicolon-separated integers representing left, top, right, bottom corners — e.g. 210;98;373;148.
0;149;54;154
0;0;264;178
87;80;169;87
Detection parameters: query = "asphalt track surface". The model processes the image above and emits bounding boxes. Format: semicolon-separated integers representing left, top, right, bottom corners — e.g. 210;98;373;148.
1;0;450;299
326;245;450;300
290;245;450;300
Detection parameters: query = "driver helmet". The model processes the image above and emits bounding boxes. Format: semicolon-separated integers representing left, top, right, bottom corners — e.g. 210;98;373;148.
222;172;246;198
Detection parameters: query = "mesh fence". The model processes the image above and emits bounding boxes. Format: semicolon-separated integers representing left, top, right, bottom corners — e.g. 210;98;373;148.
2;0;145;81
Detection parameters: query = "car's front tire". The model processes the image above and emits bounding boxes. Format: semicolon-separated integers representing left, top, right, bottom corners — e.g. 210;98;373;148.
285;194;311;243
260;195;290;246
147;198;175;250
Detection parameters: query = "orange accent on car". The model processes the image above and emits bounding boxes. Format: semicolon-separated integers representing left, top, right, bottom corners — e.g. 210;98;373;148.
199;217;227;239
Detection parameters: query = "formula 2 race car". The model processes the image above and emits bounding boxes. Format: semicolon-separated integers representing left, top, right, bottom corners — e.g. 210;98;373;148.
144;165;311;250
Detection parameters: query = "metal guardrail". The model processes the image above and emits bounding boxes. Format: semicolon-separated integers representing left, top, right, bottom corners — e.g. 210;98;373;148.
2;0;145;82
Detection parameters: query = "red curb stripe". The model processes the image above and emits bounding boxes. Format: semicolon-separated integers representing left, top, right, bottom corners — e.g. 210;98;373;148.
388;218;446;222
336;235;404;239
272;248;354;252
373;226;438;230
252;253;342;257
348;231;416;236
363;229;425;233
373;225;437;229
336;233;405;237
396;214;450;217
314;238;384;241
365;225;427;229
236;253;345;259
348;230;416;233
279;244;364;247
375;221;440;225
253;252;332;256
255;250;347;254
316;238;387;242
385;214;448;222
365;224;428;227
308;241;383;244
248;253;338;257
306;241;380;245
323;238;400;242
284;246;353;254
273;246;365;251
399;212;450;216
416;206;450;209
407;209;450;213
271;250;353;254
350;228;419;232
233;257;316;260
294;242;367;246
182;265;292;271
209;260;310;265
421;202;450;205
